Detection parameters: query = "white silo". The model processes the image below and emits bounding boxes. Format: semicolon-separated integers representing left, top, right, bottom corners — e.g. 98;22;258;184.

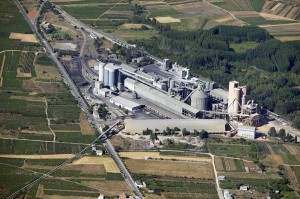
108;68;116;88
228;81;246;114
98;62;105;82
103;67;109;86
191;86;208;111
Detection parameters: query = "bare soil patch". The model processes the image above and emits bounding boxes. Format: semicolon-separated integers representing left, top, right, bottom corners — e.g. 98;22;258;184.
243;160;256;169
35;64;62;81
16;67;32;78
155;17;181;23
72;156;120;173
87;59;96;68
35;81;65;93
61;164;106;175
23;79;43;93
105;10;133;16
259;12;296;21
9;33;38;43
0;154;73;159
119;152;211;162
27;7;38;21
79;112;95;135
121;23;153;29
224;158;236;171
215;157;224;171
124;159;214;179
266;144;284;165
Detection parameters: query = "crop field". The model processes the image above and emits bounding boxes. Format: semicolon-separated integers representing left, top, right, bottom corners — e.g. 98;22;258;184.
262;0;300;20
208;143;259;160
0;154;130;198
119;151;211;162
124;158;214;179
267;143;299;165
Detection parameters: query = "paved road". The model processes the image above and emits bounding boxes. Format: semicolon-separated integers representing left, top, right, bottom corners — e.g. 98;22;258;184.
12;1;144;198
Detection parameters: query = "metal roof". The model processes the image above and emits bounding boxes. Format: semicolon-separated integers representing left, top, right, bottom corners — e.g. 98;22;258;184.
210;88;228;101
135;82;200;114
238;125;256;131
119;63;137;73
124;119;226;133
104;63;121;71
110;96;143;108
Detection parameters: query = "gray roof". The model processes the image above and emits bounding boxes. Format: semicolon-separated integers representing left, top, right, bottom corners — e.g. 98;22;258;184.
210;88;228;101
124;119;226;133
135;82;200;114
238;125;256;131
110;96;143;108
191;89;208;99
104;63;121;71
119;63;137;73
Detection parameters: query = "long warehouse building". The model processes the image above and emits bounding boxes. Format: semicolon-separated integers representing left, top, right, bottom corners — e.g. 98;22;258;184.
124;78;200;118
124;119;226;134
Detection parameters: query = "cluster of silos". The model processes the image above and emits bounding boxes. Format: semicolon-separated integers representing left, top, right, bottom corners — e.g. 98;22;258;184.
228;81;247;114
102;63;121;89
190;86;208;111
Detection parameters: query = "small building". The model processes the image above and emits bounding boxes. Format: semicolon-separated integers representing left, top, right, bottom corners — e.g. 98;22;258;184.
98;88;110;97
90;33;97;39
224;190;236;199
238;125;256;139
96;150;103;156
245;167;249;173
110;96;144;112
132;57;144;63
218;176;225;181
240;185;249;191
135;180;146;188
98;194;104;199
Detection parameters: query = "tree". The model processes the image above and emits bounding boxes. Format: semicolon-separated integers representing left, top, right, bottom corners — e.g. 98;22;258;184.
194;129;199;136
150;133;156;141
98;103;108;120
278;129;286;140
199;130;209;139
182;128;188;136
268;127;277;137
142;128;153;135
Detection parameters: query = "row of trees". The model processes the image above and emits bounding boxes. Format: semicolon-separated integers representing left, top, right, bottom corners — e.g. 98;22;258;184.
268;127;295;142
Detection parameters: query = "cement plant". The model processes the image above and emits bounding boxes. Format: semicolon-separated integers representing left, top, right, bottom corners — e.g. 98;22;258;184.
2;0;300;199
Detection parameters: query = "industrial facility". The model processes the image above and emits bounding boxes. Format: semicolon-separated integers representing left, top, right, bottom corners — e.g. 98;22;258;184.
91;57;261;138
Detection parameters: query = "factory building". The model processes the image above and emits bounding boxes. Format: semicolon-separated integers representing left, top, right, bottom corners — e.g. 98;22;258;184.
124;78;201;118
110;96;144;112
237;125;256;139
228;81;246;114
123;119;226;134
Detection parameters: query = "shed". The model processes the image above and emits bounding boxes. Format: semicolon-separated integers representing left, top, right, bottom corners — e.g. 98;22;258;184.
238;125;256;139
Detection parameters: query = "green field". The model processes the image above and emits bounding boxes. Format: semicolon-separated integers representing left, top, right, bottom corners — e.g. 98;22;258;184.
241;17;296;26
230;42;260;53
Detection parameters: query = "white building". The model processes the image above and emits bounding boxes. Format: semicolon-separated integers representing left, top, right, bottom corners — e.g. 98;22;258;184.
134;180;146;188
224;190;236;199
124;119;226;134
240;185;249;191
238;125;256;139
110;96;144;111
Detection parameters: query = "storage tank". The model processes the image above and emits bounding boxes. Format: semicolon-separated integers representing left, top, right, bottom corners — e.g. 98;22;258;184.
191;87;208;111
104;67;109;86
233;88;241;114
108;68;116;88
170;80;175;89
98;62;105;82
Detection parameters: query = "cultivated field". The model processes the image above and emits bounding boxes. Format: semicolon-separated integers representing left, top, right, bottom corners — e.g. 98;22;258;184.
9;33;38;43
124;159;214;179
72;156;120;173
119;151;211;162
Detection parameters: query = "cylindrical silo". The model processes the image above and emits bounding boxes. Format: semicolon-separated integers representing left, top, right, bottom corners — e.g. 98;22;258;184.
98;63;105;82
191;87;208;111
233;88;241;114
170;80;175;89
104;67;109;86
108;68;116;88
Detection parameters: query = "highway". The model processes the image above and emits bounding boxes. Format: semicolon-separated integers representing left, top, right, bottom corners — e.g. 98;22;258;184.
12;1;144;198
